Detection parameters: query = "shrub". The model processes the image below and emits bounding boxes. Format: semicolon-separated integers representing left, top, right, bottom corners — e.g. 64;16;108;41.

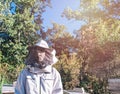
79;73;110;94
0;63;24;94
54;54;81;89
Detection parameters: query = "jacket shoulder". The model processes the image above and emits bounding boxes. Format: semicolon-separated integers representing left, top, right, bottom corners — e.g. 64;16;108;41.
52;67;61;77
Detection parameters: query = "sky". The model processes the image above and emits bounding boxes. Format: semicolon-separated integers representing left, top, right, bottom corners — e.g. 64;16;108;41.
41;0;84;34
8;0;84;35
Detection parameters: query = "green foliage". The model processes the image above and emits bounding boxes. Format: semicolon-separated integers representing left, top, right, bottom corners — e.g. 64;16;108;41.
0;0;39;65
0;0;49;88
1;42;28;65
79;73;110;94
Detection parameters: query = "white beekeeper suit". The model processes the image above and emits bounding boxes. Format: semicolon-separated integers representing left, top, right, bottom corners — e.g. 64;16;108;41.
15;39;63;94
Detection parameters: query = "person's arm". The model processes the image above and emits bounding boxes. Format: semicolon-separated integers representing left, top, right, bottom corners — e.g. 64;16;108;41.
15;70;26;94
52;68;63;94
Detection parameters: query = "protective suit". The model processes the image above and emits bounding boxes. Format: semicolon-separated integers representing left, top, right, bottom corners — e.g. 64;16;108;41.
15;39;63;94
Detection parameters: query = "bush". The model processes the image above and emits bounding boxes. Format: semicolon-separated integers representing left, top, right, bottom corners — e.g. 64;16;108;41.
0;63;24;94
79;73;110;94
54;54;81;89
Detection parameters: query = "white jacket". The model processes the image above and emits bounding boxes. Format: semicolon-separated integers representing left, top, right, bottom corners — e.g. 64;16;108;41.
15;66;63;94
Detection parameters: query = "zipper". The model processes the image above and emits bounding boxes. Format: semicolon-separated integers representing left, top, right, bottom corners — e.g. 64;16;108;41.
36;74;40;94
40;77;41;94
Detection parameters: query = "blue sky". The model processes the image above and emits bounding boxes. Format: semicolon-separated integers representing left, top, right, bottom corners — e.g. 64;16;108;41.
42;0;84;34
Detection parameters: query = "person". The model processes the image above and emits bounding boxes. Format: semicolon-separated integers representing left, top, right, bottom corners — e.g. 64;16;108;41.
15;39;63;94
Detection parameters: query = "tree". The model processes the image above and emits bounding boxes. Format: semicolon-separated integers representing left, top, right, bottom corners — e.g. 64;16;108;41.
0;0;51;65
63;0;120;43
44;22;80;56
0;1;51;89
61;1;120;93
62;0;120;78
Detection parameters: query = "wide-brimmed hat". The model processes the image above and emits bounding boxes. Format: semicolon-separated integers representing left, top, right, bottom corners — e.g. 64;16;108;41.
28;39;51;50
34;39;49;49
28;39;58;64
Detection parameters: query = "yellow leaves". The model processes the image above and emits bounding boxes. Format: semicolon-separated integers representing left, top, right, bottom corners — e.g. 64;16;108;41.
51;23;67;39
62;7;75;20
54;54;81;89
95;19;120;44
56;53;81;75
0;63;25;84
101;0;110;7
81;0;99;9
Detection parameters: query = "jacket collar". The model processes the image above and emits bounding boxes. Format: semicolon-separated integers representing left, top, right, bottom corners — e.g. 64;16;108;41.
26;65;52;74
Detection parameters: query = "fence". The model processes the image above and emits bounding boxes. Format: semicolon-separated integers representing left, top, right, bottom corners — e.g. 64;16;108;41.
108;79;120;94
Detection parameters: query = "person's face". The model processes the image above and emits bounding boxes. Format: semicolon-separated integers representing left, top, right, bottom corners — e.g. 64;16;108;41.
27;46;52;69
35;47;46;62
